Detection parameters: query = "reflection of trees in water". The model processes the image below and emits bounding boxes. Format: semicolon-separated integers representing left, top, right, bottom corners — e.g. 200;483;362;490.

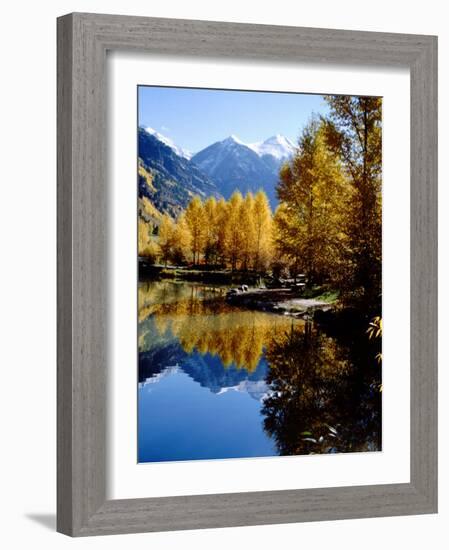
262;321;381;455
138;281;212;322
139;283;301;372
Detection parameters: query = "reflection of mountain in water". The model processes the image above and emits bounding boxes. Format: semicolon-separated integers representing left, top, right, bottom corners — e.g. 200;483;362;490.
139;365;182;386
139;343;270;401
216;379;269;401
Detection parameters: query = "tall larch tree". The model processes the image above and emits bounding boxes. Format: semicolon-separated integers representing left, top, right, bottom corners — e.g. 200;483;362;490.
158;214;176;266
239;193;256;271
215;197;229;266
322;95;382;307
138;218;159;261
184;195;206;264
224;191;245;270
203;196;219;265
253;190;273;272
272;203;302;279
171;213;192;264
138;218;151;257
275;119;352;284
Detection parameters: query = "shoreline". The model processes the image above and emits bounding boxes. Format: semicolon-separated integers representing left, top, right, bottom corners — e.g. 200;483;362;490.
138;261;337;319
139;260;263;286
225;287;335;318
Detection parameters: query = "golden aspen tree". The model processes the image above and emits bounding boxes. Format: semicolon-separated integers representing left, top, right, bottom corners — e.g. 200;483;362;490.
276;119;352;284
158;214;176;266
138;218;151;257
224;191;244;271
253;190;273;272
171;213;192;265
184;195;206;264
215;198;229;266
322;96;382;307
239;193;256;271
203;196;218;265
138;218;159;261
272;203;302;278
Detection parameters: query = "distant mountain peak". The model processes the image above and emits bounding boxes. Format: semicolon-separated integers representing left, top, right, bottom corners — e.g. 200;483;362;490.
144;126;192;159
191;134;285;209
222;134;247;147
248;134;295;160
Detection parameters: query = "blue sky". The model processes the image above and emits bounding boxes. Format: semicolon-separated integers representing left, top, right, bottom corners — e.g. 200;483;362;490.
138;86;329;154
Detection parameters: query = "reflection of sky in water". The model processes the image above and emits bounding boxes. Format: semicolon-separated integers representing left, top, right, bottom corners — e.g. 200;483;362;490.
139;367;276;463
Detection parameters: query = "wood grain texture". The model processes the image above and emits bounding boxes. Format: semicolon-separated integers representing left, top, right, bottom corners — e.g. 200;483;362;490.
57;13;74;536
409;37;438;508
57;12;438;536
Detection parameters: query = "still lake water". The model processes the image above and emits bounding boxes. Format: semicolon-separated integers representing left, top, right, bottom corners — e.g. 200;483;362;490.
138;280;381;463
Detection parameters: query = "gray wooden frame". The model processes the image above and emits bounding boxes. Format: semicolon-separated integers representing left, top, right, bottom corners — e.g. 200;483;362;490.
57;12;438;537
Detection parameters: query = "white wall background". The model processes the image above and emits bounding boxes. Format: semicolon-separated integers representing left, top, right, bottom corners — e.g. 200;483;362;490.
0;1;445;548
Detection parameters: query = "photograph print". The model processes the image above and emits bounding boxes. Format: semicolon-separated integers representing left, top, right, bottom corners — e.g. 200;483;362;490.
137;86;382;463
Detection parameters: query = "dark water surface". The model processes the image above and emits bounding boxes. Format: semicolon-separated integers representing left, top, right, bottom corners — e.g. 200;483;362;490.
138;280;381;463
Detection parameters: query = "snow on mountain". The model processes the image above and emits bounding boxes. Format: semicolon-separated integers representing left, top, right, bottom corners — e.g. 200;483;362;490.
248;134;296;160
225;134;247;146
191;134;295;208
139;130;295;212
144;127;192;159
213;133;295;161
193;134;257;175
191;135;278;205
143;129;294;164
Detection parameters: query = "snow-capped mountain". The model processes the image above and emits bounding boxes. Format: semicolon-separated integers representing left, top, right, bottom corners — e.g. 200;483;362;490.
138;129;296;211
144;127;192;160
191;134;294;208
191;135;278;205
191;135;260;176
248;134;296;161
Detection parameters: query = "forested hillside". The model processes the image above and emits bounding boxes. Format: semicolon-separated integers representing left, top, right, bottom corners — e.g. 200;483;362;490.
138;127;220;218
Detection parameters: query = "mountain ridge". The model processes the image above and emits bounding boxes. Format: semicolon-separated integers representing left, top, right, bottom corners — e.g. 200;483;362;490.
138;130;296;216
191;135;295;208
138;127;220;218
144;126;193;159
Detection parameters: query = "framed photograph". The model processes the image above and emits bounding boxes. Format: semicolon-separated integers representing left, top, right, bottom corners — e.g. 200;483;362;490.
57;13;437;536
